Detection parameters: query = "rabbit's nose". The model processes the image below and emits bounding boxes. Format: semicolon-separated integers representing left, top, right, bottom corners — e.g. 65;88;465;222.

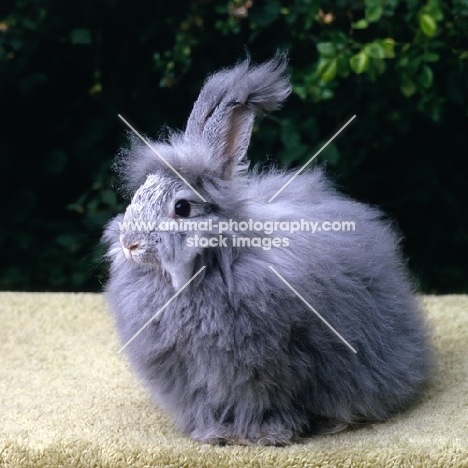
122;242;140;261
119;235;141;261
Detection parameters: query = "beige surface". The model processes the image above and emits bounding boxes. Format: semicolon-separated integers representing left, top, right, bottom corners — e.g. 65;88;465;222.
0;292;467;467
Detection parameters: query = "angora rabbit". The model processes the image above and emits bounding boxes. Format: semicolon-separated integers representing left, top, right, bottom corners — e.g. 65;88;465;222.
103;54;431;445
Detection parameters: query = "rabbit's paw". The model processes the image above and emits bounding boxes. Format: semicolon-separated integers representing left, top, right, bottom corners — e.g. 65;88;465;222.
194;422;294;446
248;420;294;446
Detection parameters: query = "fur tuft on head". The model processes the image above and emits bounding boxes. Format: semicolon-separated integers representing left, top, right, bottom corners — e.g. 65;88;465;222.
114;53;292;193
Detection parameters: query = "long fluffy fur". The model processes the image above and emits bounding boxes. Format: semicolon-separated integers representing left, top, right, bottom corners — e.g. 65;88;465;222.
103;55;432;445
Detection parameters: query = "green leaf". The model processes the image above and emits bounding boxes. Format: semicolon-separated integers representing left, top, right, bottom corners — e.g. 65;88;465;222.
350;52;369;74
398;56;409;67
371;58;386;75
420;65;434;88
365;5;383;22
336;55;350;77
292;85;307;100
408;56;422;74
351;19;369;29
400;74;416;97
364;42;386;59
70;28;92;45
318;59;337;82
317;42;336;58
426;0;444;21
379;38;395;58
420;14;437;37
423;52;440;62
320;88;334;100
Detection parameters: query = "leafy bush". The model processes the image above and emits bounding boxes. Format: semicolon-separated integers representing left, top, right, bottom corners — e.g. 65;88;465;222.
0;0;466;292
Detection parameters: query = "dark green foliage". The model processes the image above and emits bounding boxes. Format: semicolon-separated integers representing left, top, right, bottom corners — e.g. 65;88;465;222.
0;0;466;292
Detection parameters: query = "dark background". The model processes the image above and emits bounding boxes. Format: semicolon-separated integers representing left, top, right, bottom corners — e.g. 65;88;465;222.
0;0;467;293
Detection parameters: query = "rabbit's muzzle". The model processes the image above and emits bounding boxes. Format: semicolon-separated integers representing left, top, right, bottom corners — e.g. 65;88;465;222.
120;233;143;262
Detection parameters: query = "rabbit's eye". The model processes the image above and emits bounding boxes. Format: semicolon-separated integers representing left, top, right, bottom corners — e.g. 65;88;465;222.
174;199;191;217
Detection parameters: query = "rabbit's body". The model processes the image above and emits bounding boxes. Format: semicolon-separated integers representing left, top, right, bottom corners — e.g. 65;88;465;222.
104;56;431;445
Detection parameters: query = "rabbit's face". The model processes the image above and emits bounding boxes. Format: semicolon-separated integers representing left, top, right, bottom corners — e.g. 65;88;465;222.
118;171;212;289
112;56;292;290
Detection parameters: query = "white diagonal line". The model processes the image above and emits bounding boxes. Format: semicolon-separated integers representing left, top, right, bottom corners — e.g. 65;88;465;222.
118;114;207;202
117;266;206;354
268;115;356;203
269;266;357;353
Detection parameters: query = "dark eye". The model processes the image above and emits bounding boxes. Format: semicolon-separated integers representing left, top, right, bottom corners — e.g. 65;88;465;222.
174;199;191;217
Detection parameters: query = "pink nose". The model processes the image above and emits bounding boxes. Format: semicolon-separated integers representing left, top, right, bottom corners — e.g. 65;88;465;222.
122;242;140;261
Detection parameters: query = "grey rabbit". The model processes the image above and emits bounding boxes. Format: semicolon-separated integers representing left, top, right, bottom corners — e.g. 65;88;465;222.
103;54;431;445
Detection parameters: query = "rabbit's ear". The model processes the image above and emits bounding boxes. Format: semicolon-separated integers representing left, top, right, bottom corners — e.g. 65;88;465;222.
185;54;291;179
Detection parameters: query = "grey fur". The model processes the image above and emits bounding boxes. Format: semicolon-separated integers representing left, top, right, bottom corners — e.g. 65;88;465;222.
103;55;432;445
